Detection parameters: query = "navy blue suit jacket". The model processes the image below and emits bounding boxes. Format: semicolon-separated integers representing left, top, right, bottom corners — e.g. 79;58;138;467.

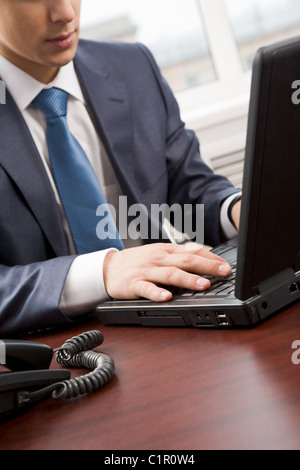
0;40;238;336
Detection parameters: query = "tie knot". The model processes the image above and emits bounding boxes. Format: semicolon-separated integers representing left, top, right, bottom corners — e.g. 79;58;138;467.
33;87;68;119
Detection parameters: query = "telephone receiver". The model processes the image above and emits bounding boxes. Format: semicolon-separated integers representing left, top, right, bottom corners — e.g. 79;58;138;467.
0;330;115;421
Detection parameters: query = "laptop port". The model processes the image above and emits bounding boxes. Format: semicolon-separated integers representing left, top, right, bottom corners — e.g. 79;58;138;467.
217;318;229;326
215;312;229;326
289;282;299;295
194;313;214;327
215;311;227;319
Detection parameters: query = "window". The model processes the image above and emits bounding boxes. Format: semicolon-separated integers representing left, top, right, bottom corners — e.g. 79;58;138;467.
80;0;216;93
80;1;300;187
80;0;300;113
224;0;300;70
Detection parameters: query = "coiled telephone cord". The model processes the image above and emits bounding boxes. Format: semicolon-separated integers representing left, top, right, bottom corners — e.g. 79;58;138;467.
23;330;115;402
53;330;115;400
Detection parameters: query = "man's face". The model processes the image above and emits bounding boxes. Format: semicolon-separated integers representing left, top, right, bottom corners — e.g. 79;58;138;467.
0;0;82;83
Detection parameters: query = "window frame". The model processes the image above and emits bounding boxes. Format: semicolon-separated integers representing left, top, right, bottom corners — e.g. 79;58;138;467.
176;0;252;124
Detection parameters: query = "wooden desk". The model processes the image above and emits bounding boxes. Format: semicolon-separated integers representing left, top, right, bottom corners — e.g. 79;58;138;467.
1;303;300;450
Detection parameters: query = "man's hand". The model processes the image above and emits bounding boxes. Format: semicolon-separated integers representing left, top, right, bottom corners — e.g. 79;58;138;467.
103;243;232;302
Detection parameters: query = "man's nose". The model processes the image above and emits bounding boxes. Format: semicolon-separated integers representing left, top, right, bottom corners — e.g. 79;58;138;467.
48;0;76;24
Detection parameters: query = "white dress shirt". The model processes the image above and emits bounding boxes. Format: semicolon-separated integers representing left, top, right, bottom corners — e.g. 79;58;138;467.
0;54;238;318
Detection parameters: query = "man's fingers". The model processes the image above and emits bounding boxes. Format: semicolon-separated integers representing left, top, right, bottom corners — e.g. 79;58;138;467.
166;254;231;277
135;280;172;302
163;242;230;264
145;266;210;292
154;250;232;278
103;243;232;303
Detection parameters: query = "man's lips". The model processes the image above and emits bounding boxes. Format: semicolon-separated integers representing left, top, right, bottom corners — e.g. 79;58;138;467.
46;32;76;48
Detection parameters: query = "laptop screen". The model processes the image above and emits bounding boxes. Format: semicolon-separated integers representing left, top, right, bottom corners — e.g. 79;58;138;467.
236;37;300;300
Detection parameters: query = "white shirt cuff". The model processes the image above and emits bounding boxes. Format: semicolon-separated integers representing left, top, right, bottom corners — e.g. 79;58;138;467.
220;192;242;240
59;248;117;318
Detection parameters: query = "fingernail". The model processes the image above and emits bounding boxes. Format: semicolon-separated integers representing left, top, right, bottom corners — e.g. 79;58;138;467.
197;278;210;289
160;291;170;301
219;264;231;275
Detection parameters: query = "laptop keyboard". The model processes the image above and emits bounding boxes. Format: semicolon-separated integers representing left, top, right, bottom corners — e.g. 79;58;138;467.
170;244;237;298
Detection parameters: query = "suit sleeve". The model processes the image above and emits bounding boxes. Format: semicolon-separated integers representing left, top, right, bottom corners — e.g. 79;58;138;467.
0;256;77;337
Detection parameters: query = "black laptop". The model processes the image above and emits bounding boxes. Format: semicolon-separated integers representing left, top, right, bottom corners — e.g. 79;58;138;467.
96;35;300;328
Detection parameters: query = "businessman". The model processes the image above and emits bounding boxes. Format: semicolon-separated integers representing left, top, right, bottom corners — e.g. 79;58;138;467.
0;0;241;336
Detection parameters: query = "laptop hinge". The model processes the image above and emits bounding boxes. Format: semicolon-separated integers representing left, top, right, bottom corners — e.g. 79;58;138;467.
258;267;296;295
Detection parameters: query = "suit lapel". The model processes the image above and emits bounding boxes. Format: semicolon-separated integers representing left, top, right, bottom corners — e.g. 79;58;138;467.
0;92;69;256
74;47;139;206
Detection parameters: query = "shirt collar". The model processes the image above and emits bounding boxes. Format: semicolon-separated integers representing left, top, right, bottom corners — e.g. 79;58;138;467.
0;54;85;111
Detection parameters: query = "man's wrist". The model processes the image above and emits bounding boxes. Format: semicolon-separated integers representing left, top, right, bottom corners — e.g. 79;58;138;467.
228;194;242;229
220;192;242;239
59;248;117;317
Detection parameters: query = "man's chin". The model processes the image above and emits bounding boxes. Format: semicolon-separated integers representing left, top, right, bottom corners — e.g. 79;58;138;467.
46;49;78;70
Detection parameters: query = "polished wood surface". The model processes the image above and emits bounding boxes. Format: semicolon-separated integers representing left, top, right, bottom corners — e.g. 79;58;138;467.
1;303;300;450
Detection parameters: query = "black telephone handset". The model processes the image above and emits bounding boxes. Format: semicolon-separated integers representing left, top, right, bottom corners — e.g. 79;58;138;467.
0;331;115;421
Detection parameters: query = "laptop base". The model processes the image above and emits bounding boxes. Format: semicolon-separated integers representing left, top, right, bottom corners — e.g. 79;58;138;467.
96;268;300;329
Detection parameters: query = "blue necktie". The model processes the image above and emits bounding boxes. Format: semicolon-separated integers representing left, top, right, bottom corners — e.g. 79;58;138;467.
33;87;124;254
